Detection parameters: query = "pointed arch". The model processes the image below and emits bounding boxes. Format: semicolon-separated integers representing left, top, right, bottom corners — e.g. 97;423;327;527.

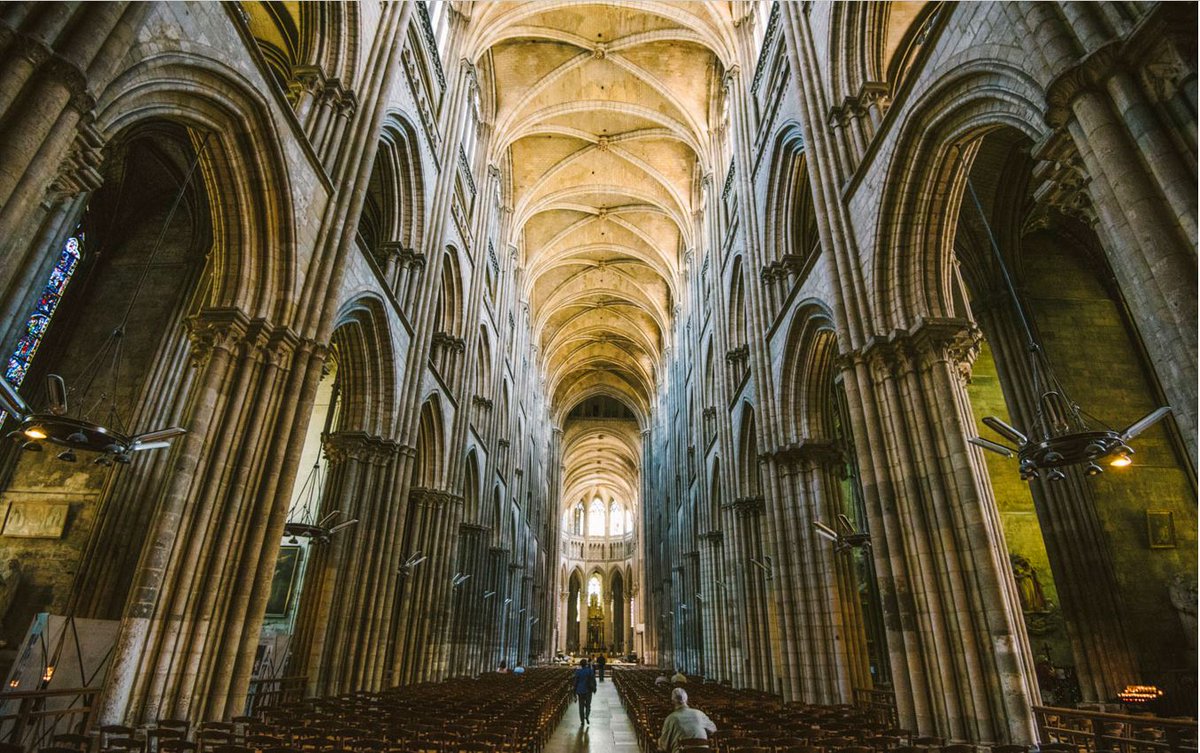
358;114;425;261
779;300;841;445
708;458;722;533
96;56;299;314
435;247;465;337
737;404;760;498
413;395;445;489
727;256;747;353
764;125;820;272
330;295;397;436
463;450;482;523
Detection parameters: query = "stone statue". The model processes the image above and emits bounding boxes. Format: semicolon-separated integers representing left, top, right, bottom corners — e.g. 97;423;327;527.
1169;573;1197;647
1011;553;1048;613
0;559;21;647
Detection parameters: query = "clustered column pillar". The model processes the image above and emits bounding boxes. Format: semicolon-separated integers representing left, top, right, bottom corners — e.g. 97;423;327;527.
99;309;324;725
764;445;861;704
844;319;1038;744
291;431;402;697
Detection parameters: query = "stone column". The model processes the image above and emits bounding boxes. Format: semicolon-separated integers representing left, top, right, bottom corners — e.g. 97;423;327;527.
98;309;322;724
296;431;402;696
0;3;146;268
973;300;1138;701
765;444;860;704
847;318;1037;744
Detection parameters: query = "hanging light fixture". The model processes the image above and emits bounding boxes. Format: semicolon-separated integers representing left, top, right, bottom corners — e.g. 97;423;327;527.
961;167;1170;480
0;134;217;463
813;514;871;554
283;456;358;544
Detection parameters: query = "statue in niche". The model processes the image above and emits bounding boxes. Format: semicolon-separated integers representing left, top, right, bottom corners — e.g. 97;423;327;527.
1169;573;1197;647
1011;553;1049;613
1011;553;1060;636
0;559;21;647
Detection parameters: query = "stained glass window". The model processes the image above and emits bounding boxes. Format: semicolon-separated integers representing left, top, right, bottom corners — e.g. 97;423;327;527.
588;498;605;537
5;235;82;386
610;501;623;536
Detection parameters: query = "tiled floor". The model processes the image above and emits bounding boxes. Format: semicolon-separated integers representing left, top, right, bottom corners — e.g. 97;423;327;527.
544;677;641;753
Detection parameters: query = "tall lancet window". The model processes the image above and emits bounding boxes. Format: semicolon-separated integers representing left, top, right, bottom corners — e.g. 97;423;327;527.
610;501;624;536
573;502;585;535
588;498;605;537
6;234;83;386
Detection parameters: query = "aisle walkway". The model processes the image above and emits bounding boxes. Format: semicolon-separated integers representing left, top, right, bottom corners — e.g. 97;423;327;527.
545;676;640;753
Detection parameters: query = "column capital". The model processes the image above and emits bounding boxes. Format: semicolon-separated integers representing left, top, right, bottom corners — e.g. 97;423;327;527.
187;308;252;367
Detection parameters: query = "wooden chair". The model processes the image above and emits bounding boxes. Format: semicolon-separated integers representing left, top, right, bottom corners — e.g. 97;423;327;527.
100;727;137;751
106;739;147;753
53;733;92;753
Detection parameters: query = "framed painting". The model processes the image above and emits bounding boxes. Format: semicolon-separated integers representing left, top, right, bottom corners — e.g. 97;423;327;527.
266;545;303;616
1146;510;1176;549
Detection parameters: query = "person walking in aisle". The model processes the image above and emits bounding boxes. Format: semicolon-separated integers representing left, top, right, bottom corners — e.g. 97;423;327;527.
595;653;606;682
573;658;597;725
657;688;717;752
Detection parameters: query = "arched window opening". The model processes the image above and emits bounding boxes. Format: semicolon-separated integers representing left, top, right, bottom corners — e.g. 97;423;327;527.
609;501;624;536
588;498;605;537
587;574;602;602
572;502;585;536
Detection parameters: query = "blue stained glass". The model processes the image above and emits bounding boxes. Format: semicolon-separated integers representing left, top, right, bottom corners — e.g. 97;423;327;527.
3;234;83;392
26;315;48;338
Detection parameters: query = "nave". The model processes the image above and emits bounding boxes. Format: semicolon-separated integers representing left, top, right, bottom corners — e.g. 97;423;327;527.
0;1;1194;752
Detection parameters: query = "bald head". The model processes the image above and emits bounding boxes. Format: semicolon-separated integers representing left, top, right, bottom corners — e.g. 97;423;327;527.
671;687;688;707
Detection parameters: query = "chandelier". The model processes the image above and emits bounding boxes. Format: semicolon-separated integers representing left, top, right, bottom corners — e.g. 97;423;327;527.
283;456;358;544
813;514;871;554
961;171;1170;480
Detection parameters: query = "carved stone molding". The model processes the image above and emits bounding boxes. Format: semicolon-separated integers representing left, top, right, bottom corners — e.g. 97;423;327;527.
1045;43;1122;128
46;121;104;203
408;486;461;508
725;345;750;365
700;530;724;545
472;395;494;410
323;431;400;464
857;318;980;385
1028;129;1098;229
187;308;252;368
431;331;466;355
732;495;765;517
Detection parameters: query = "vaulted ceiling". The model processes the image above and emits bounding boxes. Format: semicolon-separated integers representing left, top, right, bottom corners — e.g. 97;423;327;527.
470;2;733;430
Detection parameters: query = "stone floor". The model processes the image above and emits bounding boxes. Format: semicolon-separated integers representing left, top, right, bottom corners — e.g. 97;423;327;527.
544;677;641;753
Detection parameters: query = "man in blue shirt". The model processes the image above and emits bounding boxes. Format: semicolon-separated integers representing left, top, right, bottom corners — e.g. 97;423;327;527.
573;658;597;725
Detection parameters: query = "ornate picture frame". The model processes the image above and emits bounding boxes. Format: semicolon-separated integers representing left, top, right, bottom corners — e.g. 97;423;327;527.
266;545;303;615
1146;510;1176;549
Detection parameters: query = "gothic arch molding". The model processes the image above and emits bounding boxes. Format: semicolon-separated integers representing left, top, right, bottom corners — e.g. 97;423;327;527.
871;62;1046;331
94;54;299;320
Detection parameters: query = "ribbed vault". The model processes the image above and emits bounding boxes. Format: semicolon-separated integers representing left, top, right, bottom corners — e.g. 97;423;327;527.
471;2;730;421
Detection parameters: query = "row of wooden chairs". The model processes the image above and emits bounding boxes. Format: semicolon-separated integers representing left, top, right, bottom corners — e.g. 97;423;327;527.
18;669;573;753
611;668;1035;753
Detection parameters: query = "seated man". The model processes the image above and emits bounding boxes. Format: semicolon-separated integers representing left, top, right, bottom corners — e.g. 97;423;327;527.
655;673;670;686
671;668;687;683
657;688;716;752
